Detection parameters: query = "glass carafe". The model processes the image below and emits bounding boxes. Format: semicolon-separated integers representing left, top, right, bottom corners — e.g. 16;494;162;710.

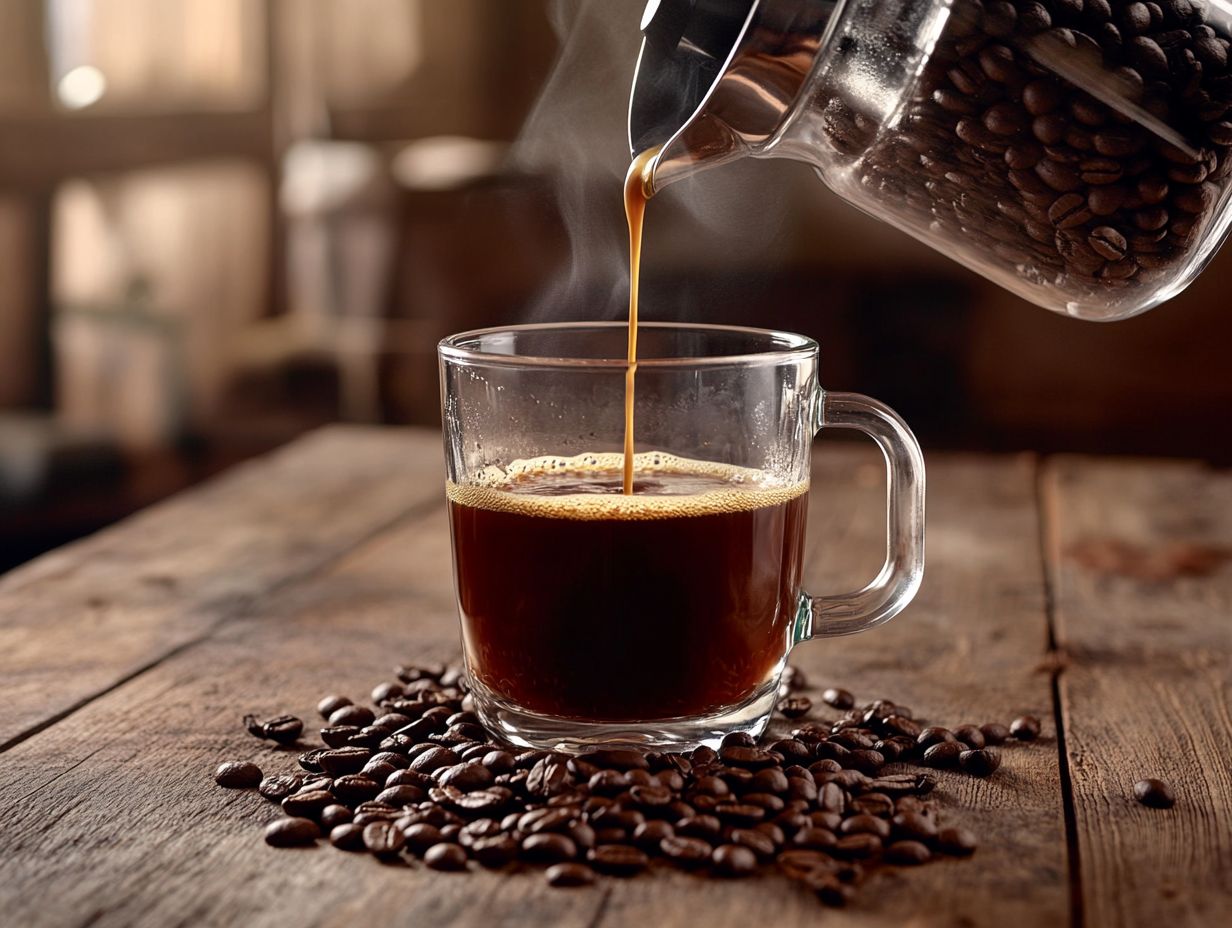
629;0;1232;320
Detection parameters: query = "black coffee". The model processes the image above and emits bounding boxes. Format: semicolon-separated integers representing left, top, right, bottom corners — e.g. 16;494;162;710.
447;454;808;721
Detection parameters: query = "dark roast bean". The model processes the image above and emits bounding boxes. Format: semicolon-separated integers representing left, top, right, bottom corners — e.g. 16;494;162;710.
521;833;578;863
822;688;855;710
1048;193;1094;228
885;840;932;865
318;747;371;777
916;727;956;750
1089;226;1128;260
712;843;758;876
1010;715;1042;740
424;843;468;871
319;804;353;830
834;834;882;858
317;695;352;719
214;761;262;789
328;705;375;728
329;822;366;850
332;774;382;805
632;819;674;850
660;835;713;866
719;746;778;769
588;844;649;875
244;714;304;744
937;826;979;855
264;817;319;847
979;722;1010;745
1133;778;1176;808
923;742;964;768
777;696;813;719
471;836;518;868
729;828;777;859
840;814;891;839
282;789;333;819
403;823;444;853
545;862;596;887
258;773;303;802
409;747;461;773
363;820;407;855
792;827;838;850
892;811;938;841
960;748;1003;777
952;725;987;749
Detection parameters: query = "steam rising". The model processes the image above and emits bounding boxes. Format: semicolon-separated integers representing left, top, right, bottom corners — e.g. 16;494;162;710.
511;0;795;323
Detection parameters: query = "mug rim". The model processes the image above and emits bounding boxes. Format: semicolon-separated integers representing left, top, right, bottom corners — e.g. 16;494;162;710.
438;321;818;370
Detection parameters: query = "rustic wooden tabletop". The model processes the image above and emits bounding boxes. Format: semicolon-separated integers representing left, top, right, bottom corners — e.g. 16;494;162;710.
1;426;1229;928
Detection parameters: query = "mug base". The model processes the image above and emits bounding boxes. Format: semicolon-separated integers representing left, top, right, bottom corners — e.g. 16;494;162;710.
469;676;780;753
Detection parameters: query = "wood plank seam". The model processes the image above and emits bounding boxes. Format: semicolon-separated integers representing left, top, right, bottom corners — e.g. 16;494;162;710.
1037;460;1086;928
0;492;447;756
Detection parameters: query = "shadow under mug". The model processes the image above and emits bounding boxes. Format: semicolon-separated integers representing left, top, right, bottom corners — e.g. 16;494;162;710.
439;322;925;751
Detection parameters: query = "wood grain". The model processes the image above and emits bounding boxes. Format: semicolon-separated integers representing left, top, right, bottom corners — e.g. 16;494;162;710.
1043;457;1232;928
0;425;443;750
0;436;1068;928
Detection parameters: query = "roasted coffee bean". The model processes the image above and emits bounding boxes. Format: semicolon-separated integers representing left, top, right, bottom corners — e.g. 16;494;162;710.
675;814;722;841
333;774;382;805
1010;715;1042;740
363;820;407;855
320;725;360;748
545;862;596;887
410;747;461;774
916;727;956;750
403;823;444;853
471;836;518;868
936;826;979;856
244;714;303;744
1133;778;1176;808
318;747;371;777
317;694;352;719
792;827;838;850
215;761;262;789
329;822;365;851
822;687;855;710
258;773;303;802
659;835;713;866
527;759;572;797
588;844;649;875
521;833;578;864
632;819;674;850
282;789;334;819
1048;193;1094;228
885;840;932;865
839;814;891;839
847;749;886;775
892;810;938;841
264;817;320;847
922;742;964;768
424;843;468;871
719;746;778;769
729;828;777;859
979;722;1011;745
834;834;882;858
777;696;813;719
850;793;895;818
436;762;494;792
1089;226;1129;260
328;705;375;728
319;804;353;830
960;748;1003;777
712;843;758;877
951;724;987;749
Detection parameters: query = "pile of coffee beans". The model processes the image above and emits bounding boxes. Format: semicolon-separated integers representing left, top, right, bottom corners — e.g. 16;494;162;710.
832;0;1232;303
214;663;1044;906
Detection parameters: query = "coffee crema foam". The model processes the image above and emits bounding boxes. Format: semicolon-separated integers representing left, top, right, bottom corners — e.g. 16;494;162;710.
447;452;808;521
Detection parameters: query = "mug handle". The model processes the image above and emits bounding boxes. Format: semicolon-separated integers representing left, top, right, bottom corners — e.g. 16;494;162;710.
793;390;926;644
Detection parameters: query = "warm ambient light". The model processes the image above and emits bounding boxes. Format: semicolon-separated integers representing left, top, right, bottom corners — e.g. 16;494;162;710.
57;65;107;109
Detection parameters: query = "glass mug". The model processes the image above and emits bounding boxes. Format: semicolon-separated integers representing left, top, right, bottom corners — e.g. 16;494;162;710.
439;322;925;751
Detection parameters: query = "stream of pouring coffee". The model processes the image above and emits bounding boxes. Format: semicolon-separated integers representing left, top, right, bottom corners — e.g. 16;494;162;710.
622;146;658;495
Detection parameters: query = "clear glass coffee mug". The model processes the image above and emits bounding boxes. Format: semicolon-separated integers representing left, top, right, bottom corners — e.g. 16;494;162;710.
439;322;924;751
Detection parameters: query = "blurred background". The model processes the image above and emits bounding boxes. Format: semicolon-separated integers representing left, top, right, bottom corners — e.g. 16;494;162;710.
0;0;1229;573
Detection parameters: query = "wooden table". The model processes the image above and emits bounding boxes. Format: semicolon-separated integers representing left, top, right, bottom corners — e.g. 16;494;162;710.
1;426;1229;928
